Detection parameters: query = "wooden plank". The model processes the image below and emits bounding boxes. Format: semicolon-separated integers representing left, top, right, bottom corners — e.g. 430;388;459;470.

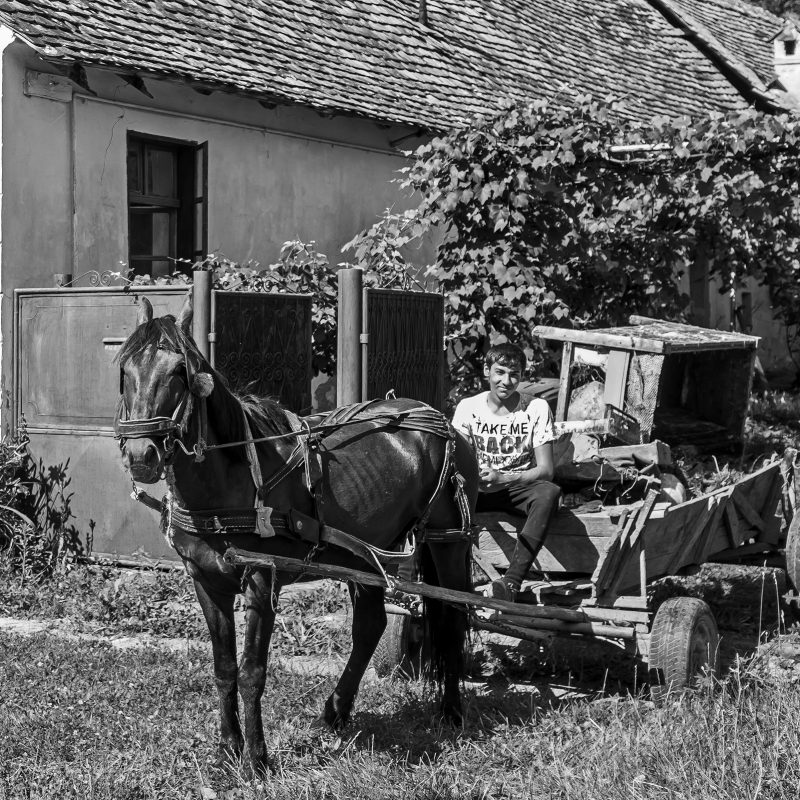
474;620;554;643
475;507;632;575
533;325;666;354
471;545;501;582
533;324;757;354
484;613;635;639
603;350;630;410
591;508;641;592
555;341;574;422
599;489;660;598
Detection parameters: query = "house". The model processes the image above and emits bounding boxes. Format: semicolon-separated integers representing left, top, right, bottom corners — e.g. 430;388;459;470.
0;0;796;403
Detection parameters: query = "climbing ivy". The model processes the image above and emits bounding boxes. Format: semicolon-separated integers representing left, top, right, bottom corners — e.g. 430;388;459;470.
347;97;800;392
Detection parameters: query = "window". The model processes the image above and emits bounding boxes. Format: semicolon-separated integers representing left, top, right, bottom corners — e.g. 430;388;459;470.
785;40;797;57
127;134;207;278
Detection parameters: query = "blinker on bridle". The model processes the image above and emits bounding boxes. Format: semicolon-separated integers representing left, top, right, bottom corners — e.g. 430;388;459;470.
114;347;207;465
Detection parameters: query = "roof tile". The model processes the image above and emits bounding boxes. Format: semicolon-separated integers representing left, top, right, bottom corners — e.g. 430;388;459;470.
0;0;773;128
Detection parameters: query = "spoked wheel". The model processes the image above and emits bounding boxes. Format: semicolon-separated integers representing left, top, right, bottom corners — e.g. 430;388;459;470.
372;613;423;679
648;597;719;702
785;510;800;592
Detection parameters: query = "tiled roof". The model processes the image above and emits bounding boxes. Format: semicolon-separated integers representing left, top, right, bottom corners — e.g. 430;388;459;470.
671;0;781;84
0;0;781;129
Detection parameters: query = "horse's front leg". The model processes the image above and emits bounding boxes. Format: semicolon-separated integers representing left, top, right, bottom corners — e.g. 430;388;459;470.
323;582;386;731
238;569;281;775
193;579;243;764
425;541;471;726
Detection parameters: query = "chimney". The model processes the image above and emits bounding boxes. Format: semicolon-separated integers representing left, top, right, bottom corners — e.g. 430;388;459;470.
773;21;800;100
418;0;428;26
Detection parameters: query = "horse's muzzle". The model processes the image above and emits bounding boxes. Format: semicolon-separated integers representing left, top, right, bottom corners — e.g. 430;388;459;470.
123;438;164;484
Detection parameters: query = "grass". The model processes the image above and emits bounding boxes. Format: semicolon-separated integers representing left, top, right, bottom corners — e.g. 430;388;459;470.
2;632;800;799
3;390;800;798
0;562;351;657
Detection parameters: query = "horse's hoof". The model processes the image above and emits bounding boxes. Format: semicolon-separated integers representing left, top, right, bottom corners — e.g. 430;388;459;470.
242;748;273;779
323;695;352;732
439;701;464;728
212;738;243;769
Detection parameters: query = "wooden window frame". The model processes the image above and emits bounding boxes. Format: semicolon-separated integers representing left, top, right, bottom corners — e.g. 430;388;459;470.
127;132;208;277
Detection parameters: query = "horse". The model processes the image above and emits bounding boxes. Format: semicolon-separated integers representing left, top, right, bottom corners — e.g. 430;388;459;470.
114;294;480;774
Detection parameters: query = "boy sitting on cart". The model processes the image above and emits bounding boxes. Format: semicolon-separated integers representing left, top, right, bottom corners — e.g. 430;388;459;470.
452;343;560;602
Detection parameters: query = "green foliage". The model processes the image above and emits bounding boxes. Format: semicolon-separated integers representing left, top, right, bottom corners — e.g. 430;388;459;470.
193;242;339;376
127;238;427;377
348;98;800;391
0;427;85;583
744;0;800;16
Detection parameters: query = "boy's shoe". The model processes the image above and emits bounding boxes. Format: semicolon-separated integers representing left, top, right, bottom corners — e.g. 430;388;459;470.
487;577;518;603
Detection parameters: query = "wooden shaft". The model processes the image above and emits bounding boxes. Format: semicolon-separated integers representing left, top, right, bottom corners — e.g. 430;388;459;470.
490;613;635;639
336;267;363;406
224;547;626;625
474;620;554;644
192;270;212;359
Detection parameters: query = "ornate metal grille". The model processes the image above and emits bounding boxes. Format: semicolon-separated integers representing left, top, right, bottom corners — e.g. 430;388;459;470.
364;288;444;411
212;291;312;413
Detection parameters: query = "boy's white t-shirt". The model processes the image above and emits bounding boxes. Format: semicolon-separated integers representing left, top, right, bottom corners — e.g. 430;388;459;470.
451;392;556;472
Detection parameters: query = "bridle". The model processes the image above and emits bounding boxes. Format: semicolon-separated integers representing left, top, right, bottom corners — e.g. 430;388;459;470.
113;361;202;463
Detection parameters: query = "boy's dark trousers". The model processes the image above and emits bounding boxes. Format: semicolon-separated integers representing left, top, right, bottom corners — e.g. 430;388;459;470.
476;479;561;587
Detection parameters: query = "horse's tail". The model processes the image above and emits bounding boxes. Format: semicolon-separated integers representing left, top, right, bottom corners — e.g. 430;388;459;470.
417;426;478;693
418;541;472;685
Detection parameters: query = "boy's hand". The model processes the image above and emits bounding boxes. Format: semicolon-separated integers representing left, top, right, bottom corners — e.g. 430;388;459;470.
479;467;507;493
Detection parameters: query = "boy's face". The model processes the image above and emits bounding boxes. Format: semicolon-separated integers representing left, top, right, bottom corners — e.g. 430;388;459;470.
484;360;522;402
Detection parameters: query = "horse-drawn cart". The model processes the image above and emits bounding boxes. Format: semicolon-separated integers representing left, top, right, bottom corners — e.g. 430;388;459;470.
225;451;791;697
224;316;795;698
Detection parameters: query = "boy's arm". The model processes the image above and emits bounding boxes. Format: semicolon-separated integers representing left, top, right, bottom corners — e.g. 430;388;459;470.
479;398;556;491
479;442;554;490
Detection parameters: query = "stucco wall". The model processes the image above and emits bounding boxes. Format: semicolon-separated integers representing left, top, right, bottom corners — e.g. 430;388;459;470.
0;43;430;424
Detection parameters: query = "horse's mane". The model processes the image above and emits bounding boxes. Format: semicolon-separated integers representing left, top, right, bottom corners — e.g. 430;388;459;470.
117;316;293;449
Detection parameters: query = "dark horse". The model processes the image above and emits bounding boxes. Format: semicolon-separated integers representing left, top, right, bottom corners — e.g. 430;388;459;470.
115;295;479;773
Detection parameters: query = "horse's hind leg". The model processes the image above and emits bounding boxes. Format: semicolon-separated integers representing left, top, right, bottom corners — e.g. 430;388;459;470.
238;569;281;775
323;582;386;731
423;540;471;725
193;580;243;764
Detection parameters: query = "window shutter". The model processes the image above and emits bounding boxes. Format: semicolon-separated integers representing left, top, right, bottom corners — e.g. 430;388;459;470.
193;142;209;260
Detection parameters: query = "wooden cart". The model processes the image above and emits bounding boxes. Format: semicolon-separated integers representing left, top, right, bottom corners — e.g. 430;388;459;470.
224;453;790;698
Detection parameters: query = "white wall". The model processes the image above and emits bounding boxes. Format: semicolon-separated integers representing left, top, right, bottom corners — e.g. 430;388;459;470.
1;43;433;419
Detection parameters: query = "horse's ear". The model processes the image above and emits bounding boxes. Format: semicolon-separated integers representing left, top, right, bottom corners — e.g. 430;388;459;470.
177;292;193;335
190;372;214;398
137;297;153;326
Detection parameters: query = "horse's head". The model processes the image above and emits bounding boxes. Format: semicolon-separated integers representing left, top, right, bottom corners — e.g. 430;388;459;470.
116;294;214;483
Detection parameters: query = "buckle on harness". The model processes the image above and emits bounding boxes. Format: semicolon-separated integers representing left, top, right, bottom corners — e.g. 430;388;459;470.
288;509;320;545
256;503;276;538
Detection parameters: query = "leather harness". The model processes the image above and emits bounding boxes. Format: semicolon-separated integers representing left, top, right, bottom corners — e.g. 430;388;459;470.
116;385;473;575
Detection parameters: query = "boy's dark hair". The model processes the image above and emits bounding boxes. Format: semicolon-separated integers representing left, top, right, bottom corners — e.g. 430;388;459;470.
485;342;526;371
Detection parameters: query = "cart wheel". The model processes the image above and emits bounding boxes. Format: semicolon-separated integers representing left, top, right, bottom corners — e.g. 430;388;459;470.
785;511;800;592
648;597;719;702
372;613;423;678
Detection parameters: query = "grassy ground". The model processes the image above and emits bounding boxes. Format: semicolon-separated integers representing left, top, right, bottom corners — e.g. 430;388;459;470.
2;390;800;798
2;631;800;799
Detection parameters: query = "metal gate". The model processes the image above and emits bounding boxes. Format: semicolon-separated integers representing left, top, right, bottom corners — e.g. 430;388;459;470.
14;286;312;561
362;288;445;411
212;291;312;412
